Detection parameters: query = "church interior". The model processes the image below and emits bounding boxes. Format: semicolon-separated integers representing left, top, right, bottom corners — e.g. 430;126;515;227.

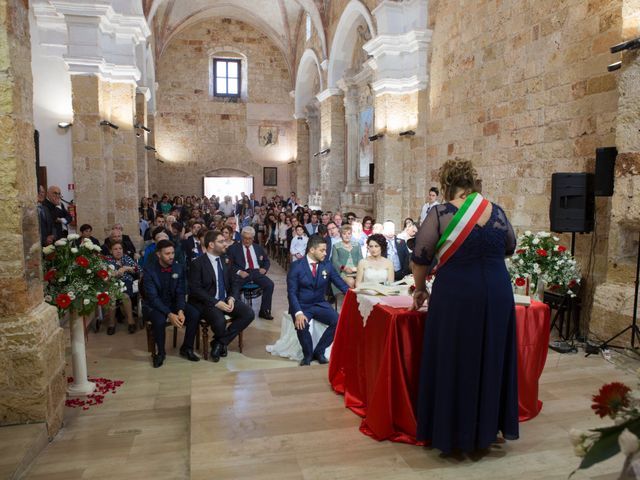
2;0;640;478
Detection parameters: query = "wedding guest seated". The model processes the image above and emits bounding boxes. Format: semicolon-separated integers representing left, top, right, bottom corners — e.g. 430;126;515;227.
305;212;320;235
182;221;203;263
78;223;100;246
105;240;139;335
287;235;349;366
144;214;166;242
111;223;138;259
221;225;236;248
331;224;363;289
383;221;410;281
397;218;418;242
227;226;275;320
362;216;374;237
188;230;254;362
142;239;200;367
289;224;308;262
355;234;395;287
141;227;169;266
225;216;241;242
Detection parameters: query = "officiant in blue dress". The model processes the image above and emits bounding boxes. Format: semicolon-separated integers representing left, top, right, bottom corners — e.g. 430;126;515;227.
411;159;519;454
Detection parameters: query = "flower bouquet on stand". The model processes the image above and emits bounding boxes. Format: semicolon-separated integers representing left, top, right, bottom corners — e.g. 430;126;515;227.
42;234;125;395
507;230;581;300
570;381;640;479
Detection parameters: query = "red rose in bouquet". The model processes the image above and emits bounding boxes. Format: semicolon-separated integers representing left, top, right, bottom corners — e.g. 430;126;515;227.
55;293;72;309
591;382;631;418
75;256;90;268
96;292;110;306
536;248;548;257
97;269;109;280
44;269;56;282
515;277;526;287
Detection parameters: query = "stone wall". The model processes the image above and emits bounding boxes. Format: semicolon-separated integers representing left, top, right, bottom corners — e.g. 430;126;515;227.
153;18;294;198
0;0;65;438
426;0;623;335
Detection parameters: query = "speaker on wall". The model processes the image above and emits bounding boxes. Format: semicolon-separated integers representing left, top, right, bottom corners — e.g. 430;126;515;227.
594;146;617;196
369;163;374;184
550;172;594;233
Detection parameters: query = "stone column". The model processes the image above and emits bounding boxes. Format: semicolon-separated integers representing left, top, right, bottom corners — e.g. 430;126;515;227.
317;89;346;211
343;86;360;189
147;114;157;194
295;117;310;202
0;0;65;438
136;87;150;199
306;106;321;199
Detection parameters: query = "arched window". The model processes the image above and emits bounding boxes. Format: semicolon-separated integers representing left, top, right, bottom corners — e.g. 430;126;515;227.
208;49;248;102
305;14;312;41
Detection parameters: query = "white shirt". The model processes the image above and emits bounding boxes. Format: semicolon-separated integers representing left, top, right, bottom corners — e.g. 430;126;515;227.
420;201;440;223
205;252;224;299
240;243;260;271
290;235;308;259
220;201;235;217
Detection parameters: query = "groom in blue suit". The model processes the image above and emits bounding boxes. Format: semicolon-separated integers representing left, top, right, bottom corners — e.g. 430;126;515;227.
287;234;349;366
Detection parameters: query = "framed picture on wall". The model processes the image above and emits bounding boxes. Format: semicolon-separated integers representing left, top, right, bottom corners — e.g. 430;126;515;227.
263;167;278;186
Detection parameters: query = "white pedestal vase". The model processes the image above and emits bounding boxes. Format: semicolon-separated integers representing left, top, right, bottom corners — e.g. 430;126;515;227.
67;312;96;396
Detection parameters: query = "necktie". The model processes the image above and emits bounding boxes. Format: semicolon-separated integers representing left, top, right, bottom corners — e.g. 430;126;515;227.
161;267;172;273
216;258;226;300
246;246;255;269
311;262;317;277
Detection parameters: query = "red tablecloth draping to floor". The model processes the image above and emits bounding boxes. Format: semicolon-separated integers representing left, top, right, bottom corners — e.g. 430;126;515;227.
328;289;551;444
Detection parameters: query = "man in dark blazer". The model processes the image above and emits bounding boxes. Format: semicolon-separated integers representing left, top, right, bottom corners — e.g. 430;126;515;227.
227;226;275;320
383;221;410;281
287;234;349;366
42;185;72;243
188;230;254;362
182;221;203;263
142;239;200;368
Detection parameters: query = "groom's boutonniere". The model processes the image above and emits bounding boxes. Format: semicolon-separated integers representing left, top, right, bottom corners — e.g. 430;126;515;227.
172;273;179;279
321;270;328;280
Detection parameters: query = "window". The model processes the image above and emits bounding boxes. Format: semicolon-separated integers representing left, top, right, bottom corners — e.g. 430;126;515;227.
213;58;241;97
305;14;312;41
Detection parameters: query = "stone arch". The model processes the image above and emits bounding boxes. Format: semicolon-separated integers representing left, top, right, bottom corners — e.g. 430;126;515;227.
327;0;376;88
294;49;323;117
204;167;251;177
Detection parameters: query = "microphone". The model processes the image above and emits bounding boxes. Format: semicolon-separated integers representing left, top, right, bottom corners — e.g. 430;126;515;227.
59;195;73;205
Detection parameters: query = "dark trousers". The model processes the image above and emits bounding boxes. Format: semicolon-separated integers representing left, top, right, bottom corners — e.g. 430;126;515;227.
295;302;338;360
147;303;199;355
194;300;254;346
238;269;274;312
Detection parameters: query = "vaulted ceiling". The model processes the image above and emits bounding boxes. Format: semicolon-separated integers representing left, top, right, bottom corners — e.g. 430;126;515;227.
144;0;329;76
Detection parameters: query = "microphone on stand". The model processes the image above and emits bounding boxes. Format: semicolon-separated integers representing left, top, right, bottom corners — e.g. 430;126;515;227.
59;195;73;205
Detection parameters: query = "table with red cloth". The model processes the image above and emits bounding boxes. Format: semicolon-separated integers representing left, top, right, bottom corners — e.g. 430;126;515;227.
328;289;551;444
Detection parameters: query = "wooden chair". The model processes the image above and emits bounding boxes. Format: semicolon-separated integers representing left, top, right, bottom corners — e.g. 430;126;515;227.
197;316;243;360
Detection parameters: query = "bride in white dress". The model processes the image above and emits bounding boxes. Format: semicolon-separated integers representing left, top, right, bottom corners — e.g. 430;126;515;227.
356;234;395;287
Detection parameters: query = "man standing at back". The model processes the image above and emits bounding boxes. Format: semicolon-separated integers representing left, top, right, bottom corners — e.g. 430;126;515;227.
287;235;349;366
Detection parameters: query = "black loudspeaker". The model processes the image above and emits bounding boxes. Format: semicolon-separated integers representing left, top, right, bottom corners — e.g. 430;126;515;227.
594;146;617;196
550;173;594;233
369;163;374;184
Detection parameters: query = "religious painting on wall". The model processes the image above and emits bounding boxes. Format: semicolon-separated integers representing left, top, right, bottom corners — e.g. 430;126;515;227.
263;167;278;186
259;126;278;146
358;107;374;178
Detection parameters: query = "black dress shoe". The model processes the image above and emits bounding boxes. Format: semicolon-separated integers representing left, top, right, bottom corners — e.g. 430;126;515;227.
220;344;228;357
313;354;329;365
107;326;116;335
259;310;274;320
299;357;311;366
152;353;165;368
210;342;222;363
128;324;136;334
179;348;200;362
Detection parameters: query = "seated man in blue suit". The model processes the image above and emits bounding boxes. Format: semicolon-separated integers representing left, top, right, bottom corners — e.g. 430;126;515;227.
227;226;275;320
287;234;349;366
142;239;200;368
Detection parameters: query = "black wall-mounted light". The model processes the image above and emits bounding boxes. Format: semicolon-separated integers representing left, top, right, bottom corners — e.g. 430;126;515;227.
57;122;72;129
368;133;384;141
399;130;416;137
100;120;119;130
313;148;330;157
134;122;151;133
607;61;622;72
144;145;157;152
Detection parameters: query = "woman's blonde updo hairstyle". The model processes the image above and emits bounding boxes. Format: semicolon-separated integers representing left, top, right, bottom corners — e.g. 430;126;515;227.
438;159;478;201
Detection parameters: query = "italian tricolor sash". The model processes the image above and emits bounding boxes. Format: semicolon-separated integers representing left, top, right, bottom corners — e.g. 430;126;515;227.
432;192;490;274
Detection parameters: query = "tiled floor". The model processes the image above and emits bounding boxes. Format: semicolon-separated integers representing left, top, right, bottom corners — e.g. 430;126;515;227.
12;261;640;479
